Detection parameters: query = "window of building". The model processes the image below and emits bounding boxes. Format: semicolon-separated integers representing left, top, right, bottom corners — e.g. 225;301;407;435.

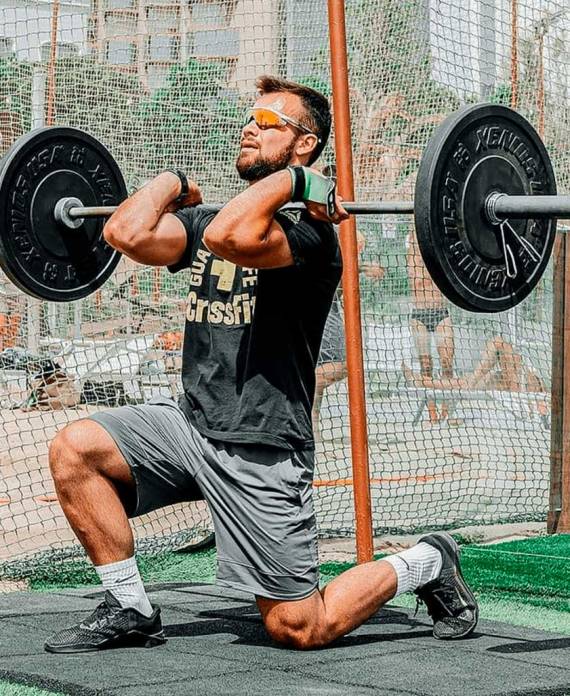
0;37;15;58
147;34;180;61
105;0;134;9
147;6;180;32
105;39;137;65
191;1;229;24
104;12;137;38
40;41;79;62
188;1;238;58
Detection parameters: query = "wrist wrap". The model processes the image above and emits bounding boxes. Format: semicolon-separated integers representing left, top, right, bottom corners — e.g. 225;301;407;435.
287;166;336;217
166;169;189;205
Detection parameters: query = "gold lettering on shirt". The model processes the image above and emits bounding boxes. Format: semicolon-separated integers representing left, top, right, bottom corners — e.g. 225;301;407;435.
189;249;212;287
242;268;258;287
185;291;256;326
186;292;197;321
211;259;236;292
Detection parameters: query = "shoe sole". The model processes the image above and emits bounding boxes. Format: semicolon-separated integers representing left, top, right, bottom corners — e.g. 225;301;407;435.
420;531;479;640
45;630;166;654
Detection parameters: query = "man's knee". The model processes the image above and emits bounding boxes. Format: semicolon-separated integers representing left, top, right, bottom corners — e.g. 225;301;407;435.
49;420;108;486
261;601;327;650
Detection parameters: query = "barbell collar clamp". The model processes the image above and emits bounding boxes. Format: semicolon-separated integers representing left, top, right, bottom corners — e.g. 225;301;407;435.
54;197;85;229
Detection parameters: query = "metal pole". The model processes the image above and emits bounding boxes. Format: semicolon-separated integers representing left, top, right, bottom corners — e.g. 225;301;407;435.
46;0;60;127
548;229;570;533
327;0;374;564
65;194;570;228
479;0;496;99
510;0;519;109
28;67;48;353
65;201;417;221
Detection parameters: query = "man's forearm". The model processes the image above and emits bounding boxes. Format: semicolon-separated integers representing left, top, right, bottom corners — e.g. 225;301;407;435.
104;172;182;240
205;170;292;249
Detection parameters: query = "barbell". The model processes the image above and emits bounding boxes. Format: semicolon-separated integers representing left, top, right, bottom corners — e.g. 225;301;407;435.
0;102;567;312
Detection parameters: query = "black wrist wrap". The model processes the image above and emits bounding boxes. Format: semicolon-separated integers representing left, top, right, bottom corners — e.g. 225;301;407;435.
166;169;189;205
288;166;306;202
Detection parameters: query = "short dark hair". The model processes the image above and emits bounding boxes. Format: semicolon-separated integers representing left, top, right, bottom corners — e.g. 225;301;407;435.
255;75;331;165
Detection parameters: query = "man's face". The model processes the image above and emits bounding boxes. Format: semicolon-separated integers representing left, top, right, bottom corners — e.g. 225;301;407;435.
236;92;309;182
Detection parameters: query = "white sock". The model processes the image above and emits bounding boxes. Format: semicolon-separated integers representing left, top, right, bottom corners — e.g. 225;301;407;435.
383;542;443;597
95;557;153;617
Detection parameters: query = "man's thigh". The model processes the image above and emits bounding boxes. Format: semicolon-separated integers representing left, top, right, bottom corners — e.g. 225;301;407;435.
410;318;431;357
195;441;319;601
89;396;205;517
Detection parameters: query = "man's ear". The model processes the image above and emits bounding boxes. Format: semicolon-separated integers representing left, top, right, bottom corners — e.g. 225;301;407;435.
295;133;319;162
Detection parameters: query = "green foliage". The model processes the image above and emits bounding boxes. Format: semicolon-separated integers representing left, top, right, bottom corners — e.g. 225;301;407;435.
136;59;243;189
0;56;34;135
52;56;145;188
488;83;513;106
345;0;460;115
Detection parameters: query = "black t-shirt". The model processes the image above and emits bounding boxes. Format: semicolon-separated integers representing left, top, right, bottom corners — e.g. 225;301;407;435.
168;205;342;450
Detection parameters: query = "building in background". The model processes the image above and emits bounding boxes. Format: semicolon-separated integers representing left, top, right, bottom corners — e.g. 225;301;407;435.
0;0;285;92
88;0;239;90
0;0;90;62
87;0;288;91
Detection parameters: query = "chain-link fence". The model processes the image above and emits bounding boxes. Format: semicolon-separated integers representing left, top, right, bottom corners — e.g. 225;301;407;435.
1;0;568;584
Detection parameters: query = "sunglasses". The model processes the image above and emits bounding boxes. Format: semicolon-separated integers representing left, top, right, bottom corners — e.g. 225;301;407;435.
244;107;319;139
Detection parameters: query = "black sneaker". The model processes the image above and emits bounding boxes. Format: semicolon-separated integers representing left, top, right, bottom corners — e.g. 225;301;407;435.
414;532;478;640
45;591;167;653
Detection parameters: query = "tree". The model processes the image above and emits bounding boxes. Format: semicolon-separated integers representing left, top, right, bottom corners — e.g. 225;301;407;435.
52;56;145;191
136;59;243;200
0;56;34;148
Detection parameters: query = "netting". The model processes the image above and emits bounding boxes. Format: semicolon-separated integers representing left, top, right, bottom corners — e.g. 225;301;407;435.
0;0;567;584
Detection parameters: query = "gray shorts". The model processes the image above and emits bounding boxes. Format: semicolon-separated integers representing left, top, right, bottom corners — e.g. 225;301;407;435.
89;397;319;601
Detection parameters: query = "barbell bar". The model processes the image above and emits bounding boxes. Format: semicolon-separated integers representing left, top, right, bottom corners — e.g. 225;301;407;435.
0;102;563;311
54;194;570;226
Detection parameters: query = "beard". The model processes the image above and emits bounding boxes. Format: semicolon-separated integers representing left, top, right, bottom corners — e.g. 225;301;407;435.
236;139;297;181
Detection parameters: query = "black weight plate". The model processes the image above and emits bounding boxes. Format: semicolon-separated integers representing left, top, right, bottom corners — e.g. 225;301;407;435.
415;103;556;313
0;126;126;302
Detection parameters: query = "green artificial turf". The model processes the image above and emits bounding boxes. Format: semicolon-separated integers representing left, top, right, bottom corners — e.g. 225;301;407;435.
13;534;570;636
26;548;218;592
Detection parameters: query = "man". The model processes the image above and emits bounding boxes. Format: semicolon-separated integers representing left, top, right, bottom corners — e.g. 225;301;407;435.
407;223;455;423
403;336;548;419
46;75;477;653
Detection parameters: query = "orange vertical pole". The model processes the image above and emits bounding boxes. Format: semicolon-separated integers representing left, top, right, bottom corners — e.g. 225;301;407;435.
46;0;59;127
536;35;545;139
510;0;518;109
549;229;570;534
327;0;373;563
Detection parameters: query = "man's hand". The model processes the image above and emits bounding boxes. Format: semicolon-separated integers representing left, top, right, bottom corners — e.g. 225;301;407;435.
164;176;203;213
103;171;197;266
305;192;349;225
